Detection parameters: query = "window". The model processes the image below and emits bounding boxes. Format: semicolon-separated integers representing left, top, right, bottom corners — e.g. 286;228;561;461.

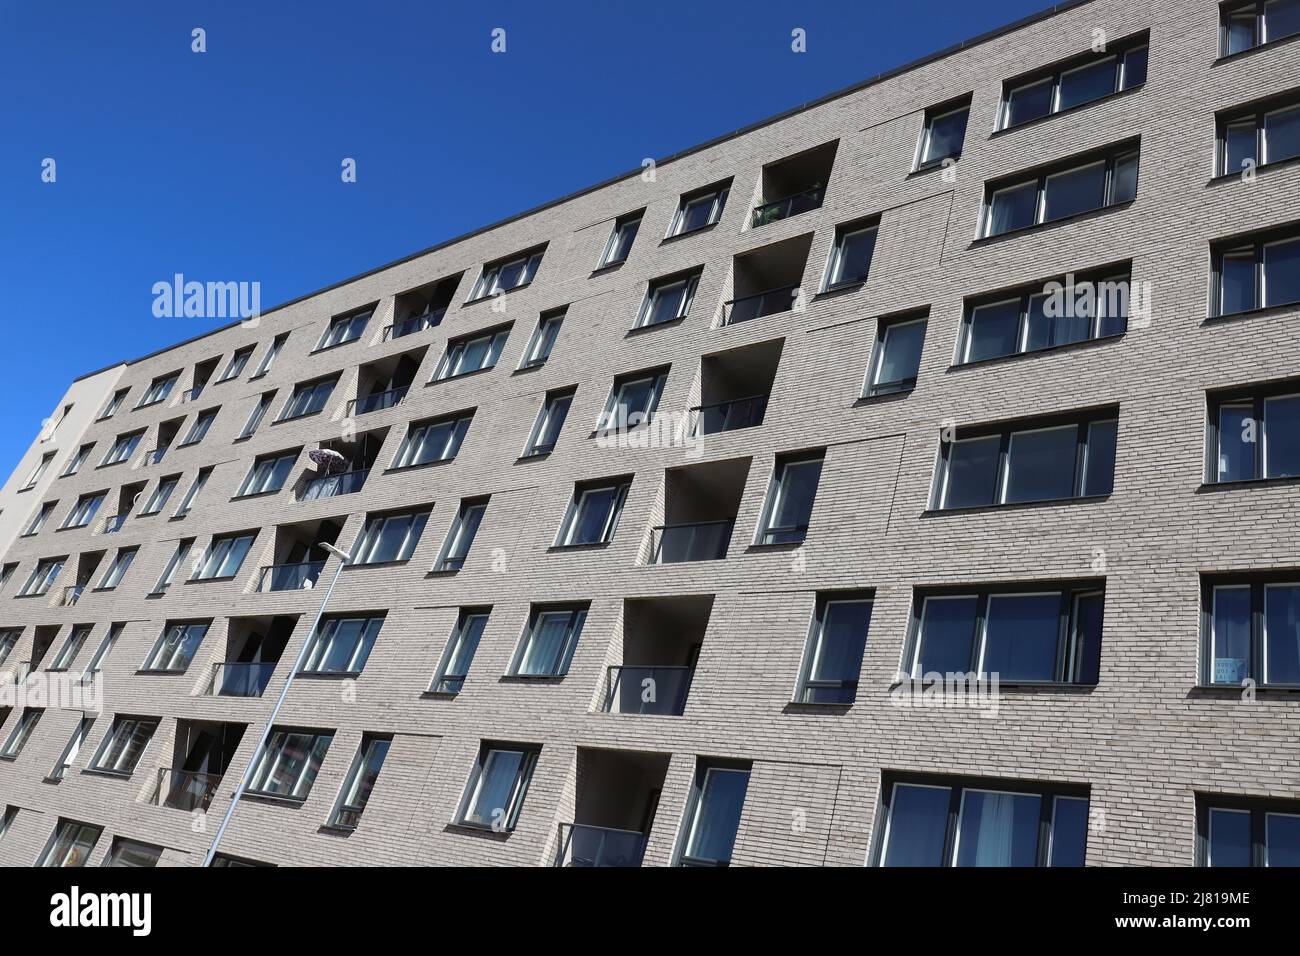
677;762;751;867
796;593;874;704
240;391;276;439
981;144;1139;238
999;35;1147;131
916;100;970;169
174;468;211;517
141;621;209;673
22;502;56;537
277;377;337;421
1;708;43;758
0;565;14;594
252;332;288;378
211;853;273;868
0;629;18;667
61;443;94;477
1199;795;1300;866
179;407;218;446
435;499;488;572
904;583;1104;684
316;307;373;350
39;820;102;867
86;624;123;672
469;248;544;300
139;475;179;515
510;604;588;677
1209;382;1300;482
301;615;384;675
19;558;64;597
757;452;824;545
106;838;162;868
457;743;539;831
21;452;55;490
136;372;179;408
391;413;472;469
50;625;92;671
874;775;1088;867
824;221;879;290
0;806;13;841
50;717;92;781
101;431;144;466
431;609;490;694
237;450;299;496
330;735;391;829
1211;229;1300;316
61;492;105;529
523;388;574;457
248;728;333;800
1217;96;1300;176
959;269;1130;364
933;411;1118;509
1221;0;1300;55
153;541;192;594
636;271;700;329
600;212;643;266
1203;574;1300;686
432;326;510;381
97;548;137;590
555;478;630;547
192;533;255;580
90;717;159;774
668;183;730;237
597;368;668;431
519;309;565;369
218;346;255;382
99;388;129;420
351;509;430;564
866;313;928;396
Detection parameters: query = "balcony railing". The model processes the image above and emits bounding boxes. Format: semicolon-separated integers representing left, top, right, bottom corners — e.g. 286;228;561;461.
650;519;734;564
346;385;409;417
553;823;648;867
724;284;800;325
750;184;825;227
209;661;277;698
102;514;127;535
383;309;445;341
258;560;325;592
605;665;694;716
690;395;769;436
59;585;85;607
299;468;369;502
155;768;223;813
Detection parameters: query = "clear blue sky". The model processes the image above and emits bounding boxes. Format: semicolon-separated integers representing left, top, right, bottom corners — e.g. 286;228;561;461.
0;0;1047;472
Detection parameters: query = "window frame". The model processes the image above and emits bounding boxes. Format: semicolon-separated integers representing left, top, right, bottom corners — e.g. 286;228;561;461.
61;443;94;478
191;533;256;581
596;368;669;432
239;391;276;439
979;143;1140;239
522;387;575;457
38;819;102;867
1197;792;1300;866
314;307;374;352
430;608;491;695
251;333;288;379
1201;572;1300;688
756;451;825;546
300;615;385;676
88;716;159;776
178;407;219;447
141;620;210;673
1206;380;1300;483
636;270;701;329
508;604;588;678
599;211;644;267
676;761;752;867
914;99;971;171
432;325;511;381
865;312;929;396
350;508;431;565
236;450;300;497
1220;0;1300;56
434;498;488;572
667;183;730;238
996;33;1149;131
390;413;473;470
96;548;138;590
518;310;566;369
456;742;540;832
328;734;392;830
19;558;65;597
795;592;875;705
217;346;256;382
247;727;334;802
554;479;631;548
1210;227;1300;317
823;221;880;291
139;475;180;515
0;707;43;758
100;431;144;467
135;373;179;409
468;248;545;301
276;376;338;422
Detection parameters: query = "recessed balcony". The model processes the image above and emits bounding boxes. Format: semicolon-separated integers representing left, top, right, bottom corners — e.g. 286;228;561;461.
207;616;293;698
296;430;386;502
257;560;325;592
750;141;837;228
553;748;668;867
648;458;750;564
603;594;711;716
689;338;783;437
724;233;812;326
151;719;244;812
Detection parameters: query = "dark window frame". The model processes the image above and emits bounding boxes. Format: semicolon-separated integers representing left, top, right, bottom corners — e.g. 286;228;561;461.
1209;223;1300;317
1219;0;1300;57
1196;792;1300;866
996;32;1149;132
914;95;972;171
865;310;929;396
1205;378;1300;483
1200;571;1300;689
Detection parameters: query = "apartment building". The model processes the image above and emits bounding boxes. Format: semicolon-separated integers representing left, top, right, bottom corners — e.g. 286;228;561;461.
1;0;1299;868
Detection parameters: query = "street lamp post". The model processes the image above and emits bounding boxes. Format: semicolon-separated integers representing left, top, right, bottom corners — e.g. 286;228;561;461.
201;541;352;867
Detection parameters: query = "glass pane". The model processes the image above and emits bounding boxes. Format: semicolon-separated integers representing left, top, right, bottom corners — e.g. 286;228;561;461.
679;195;715;233
923;108;969;163
806;600;872;703
468;750;524;826
1005;79;1053;127
1111;152;1139;203
1264;584;1300;684
1220;251;1256;314
1072;593;1105;685
612;379;655;427
570;488;617;544
1227;12;1257;54
686;769;750;864
1265;0;1300;42
987;181;1037;235
1266;813;1300;866
981;593;1061;681
965;300;1021;361
883;784;951;866
1264;395;1300;478
1265;105;1300;165
916;596;978;675
520;612;572;675
770;460;823;536
1212;586;1252;684
1057;58;1117;111
1263;237;1300;308
874;320;926;389
1225;121;1257;176
1219;403;1257;481
445;615;488;678
1083;419;1118;496
833;229;877;285
647;282;688;325
1122;46;1148;88
955;790;1041;866
1003;426;1077;503
1208;808;1252;866
1042;161;1107;222
1023;292;1089;351
943;436;1001;509
1050;797;1089;866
